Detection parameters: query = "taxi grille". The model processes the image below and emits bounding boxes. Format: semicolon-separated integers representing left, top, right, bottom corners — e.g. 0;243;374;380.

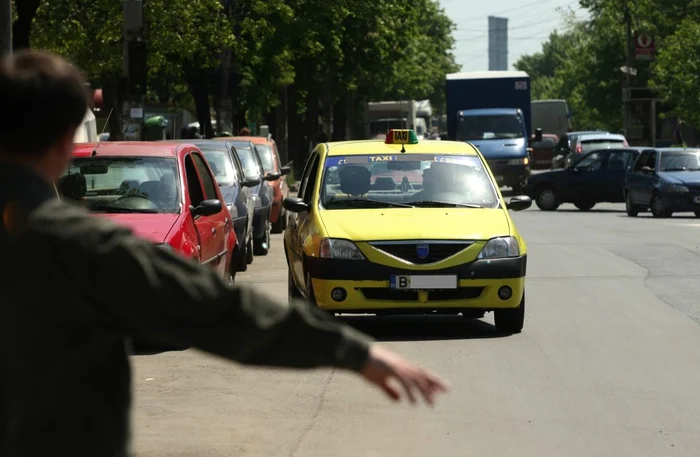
370;241;473;264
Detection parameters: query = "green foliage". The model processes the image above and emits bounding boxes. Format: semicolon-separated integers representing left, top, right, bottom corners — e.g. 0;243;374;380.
517;0;700;130
31;0;234;85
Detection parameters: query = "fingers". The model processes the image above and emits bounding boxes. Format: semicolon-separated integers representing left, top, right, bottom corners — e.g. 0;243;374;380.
380;381;401;402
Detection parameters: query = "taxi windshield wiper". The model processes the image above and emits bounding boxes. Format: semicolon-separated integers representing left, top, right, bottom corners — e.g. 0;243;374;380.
410;200;483;208
325;198;413;208
90;205;160;214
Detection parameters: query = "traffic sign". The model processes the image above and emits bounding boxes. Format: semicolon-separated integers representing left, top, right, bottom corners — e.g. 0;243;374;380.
634;33;655;61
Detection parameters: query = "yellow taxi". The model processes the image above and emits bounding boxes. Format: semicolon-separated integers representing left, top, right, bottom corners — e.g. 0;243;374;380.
282;129;532;333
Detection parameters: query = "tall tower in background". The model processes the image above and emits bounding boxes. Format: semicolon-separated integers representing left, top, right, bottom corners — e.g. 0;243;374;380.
488;16;508;70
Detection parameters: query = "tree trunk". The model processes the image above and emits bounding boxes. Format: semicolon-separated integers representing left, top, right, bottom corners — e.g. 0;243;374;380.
332;100;346;141
287;84;305;174
12;0;41;50
234;110;247;133
187;73;213;138
101;76;123;141
276;87;289;163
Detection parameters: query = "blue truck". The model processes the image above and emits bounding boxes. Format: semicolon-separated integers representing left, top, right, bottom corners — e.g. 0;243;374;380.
445;71;542;193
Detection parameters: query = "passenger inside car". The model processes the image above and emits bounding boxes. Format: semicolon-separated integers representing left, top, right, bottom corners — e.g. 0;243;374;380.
339;165;371;197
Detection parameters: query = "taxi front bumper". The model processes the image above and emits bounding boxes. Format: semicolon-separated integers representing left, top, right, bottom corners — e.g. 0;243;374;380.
305;255;526;312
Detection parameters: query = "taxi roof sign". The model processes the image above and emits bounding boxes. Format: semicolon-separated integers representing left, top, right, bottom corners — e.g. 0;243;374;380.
385;129;419;145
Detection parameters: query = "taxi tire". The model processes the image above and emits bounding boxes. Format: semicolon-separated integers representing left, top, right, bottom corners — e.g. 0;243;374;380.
494;292;525;334
305;272;317;305
535;186;560;211
288;269;302;301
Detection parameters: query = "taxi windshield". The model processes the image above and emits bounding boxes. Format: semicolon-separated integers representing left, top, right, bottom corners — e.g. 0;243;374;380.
321;154;499;209
61;157;181;214
659;151;700;171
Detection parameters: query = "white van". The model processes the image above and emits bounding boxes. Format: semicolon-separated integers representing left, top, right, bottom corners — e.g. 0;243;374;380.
73;109;98;143
531;100;571;138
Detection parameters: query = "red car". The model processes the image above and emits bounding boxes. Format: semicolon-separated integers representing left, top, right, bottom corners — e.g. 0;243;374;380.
60;142;238;284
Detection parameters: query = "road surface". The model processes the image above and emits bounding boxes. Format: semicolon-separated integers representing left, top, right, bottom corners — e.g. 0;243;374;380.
131;202;700;457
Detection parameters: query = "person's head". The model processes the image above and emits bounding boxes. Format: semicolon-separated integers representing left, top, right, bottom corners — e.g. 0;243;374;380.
239;127;251;136
0;50;89;182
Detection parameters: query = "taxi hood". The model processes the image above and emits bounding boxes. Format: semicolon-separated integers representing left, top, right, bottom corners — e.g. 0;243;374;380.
93;213;179;244
319;207;511;241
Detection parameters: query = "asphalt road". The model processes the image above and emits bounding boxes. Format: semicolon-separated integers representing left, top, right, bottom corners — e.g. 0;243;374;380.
131;201;700;457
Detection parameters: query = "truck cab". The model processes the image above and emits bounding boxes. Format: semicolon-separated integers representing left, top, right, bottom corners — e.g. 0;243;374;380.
446;71;542;193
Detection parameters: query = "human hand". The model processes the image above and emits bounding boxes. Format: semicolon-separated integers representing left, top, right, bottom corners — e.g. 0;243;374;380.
360;344;450;406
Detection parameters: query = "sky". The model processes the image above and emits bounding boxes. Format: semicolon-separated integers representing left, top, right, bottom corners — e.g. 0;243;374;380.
438;0;590;71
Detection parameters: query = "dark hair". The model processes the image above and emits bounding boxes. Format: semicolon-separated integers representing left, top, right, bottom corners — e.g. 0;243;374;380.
239;127;251;136
0;50;89;156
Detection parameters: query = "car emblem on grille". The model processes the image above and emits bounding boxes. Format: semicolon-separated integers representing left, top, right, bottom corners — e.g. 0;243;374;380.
416;244;430;260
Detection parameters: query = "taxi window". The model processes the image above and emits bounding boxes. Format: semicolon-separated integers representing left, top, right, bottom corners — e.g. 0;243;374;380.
321;154;499;209
197;144;237;187
235;147;262;179
61;156;180;213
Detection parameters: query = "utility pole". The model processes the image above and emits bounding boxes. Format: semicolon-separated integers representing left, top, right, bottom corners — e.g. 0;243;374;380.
0;0;12;57
623;3;633;137
122;0;147;140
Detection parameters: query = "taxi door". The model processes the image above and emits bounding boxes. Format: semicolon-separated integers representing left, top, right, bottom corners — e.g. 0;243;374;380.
185;152;227;277
562;151;606;202
287;151;321;289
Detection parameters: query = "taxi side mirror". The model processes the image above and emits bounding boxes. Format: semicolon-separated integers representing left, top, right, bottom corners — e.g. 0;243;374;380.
264;172;281;181
507;195;532;211
283;196;309;213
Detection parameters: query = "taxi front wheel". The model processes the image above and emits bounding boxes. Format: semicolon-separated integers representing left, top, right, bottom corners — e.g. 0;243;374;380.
494;292;525;334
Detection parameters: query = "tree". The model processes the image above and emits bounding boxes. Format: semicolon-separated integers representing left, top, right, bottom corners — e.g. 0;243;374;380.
12;0;41;51
31;0;234;138
650;18;700;127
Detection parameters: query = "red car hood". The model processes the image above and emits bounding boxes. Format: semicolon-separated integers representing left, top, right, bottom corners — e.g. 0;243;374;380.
94;213;179;244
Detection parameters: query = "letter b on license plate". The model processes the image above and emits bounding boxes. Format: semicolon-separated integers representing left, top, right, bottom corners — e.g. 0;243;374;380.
390;275;457;290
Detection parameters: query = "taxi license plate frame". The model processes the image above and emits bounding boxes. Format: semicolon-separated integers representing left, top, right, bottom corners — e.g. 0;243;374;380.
389;275;458;290
694;196;700;204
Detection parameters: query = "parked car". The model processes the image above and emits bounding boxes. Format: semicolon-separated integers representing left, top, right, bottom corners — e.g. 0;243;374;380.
226;139;276;255
625;148;700;218
523;147;642;211
529;133;558;170
60;141;238;283
550;130;607;168
168;139;258;271
228;135;292;233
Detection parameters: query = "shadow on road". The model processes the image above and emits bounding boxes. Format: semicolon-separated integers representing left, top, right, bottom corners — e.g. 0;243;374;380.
554;208;626;213
617;213;699;219
338;314;508;342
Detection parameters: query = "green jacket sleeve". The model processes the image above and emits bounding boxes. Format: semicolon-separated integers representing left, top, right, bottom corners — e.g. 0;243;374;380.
32;202;372;372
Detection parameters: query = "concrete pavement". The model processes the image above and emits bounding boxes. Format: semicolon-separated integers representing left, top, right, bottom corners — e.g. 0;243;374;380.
131;202;700;457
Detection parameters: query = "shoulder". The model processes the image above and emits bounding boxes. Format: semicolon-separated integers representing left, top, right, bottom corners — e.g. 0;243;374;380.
27;200;135;250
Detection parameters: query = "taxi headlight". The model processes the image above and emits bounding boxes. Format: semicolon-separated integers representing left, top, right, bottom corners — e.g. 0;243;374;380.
668;184;689;193
319;238;365;260
477;236;520;259
507;158;527;166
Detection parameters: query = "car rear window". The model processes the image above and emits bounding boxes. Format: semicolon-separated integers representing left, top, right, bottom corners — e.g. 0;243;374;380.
581;139;624;154
532;137;556;148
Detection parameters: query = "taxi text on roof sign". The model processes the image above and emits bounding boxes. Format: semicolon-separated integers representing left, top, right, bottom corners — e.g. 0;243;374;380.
385;129;419;145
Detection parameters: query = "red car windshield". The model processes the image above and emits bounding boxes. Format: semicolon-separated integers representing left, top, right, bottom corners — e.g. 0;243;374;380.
60;156;181;214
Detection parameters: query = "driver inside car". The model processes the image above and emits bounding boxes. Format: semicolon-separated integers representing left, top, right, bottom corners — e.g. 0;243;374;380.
408;162;455;202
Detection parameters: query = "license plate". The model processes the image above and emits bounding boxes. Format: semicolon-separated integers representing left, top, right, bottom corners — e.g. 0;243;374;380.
389;275;457;290
694;196;700;203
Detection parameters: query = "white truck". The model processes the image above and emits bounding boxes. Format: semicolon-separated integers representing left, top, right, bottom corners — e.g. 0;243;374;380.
364;100;428;140
531;99;571;138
